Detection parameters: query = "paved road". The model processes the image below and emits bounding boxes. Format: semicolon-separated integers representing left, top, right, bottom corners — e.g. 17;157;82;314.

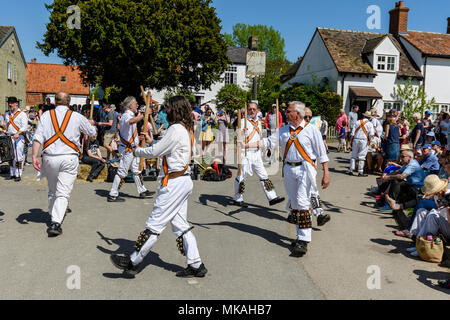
0;143;448;299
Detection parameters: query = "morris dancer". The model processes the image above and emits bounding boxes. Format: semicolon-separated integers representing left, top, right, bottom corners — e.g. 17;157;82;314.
233;101;284;207
110;96;206;277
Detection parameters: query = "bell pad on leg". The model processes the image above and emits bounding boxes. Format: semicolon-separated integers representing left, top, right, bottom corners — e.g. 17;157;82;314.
298;210;312;229
176;226;194;256
135;229;159;252
238;181;245;194
261;179;274;191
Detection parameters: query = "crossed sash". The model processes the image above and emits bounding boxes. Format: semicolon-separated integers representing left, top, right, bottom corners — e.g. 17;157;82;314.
282;123;317;169
43;109;79;154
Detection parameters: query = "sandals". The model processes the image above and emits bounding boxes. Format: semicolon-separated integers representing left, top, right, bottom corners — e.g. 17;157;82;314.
395;229;413;238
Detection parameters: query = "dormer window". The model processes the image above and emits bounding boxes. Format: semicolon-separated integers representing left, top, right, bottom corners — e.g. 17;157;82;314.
377;55;396;71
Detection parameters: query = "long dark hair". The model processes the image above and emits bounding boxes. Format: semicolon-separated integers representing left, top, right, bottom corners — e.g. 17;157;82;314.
167;95;194;132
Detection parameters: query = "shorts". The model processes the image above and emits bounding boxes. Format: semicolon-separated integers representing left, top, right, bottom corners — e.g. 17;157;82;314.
103;133;115;146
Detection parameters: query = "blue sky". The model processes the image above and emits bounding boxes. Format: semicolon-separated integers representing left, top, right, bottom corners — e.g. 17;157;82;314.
1;0;449;64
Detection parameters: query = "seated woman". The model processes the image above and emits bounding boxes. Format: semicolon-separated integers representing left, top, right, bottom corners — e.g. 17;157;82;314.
81;133;106;182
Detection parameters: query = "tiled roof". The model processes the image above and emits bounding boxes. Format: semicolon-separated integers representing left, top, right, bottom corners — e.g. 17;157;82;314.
0;26;14;47
317;28;422;78
26;62;89;95
227;47;250;64
400;31;450;57
280;57;302;83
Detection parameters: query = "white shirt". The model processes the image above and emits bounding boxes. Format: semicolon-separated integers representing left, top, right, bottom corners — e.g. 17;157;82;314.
135;123;192;174
5;109;28;135
264;120;329;164
240;116;263;151
351;119;375;141
118;110;139;150
34;105;96;156
370;117;383;137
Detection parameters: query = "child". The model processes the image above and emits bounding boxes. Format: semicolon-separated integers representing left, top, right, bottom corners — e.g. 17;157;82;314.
338;121;347;152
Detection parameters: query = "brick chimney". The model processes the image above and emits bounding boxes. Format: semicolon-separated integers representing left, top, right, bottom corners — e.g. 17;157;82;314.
447;17;450;34
389;1;410;37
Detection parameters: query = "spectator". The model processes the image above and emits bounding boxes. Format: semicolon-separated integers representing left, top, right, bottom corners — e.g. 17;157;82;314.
424;131;436;145
43;97;55;112
345;107;357;150
384;116;400;162
97;103;118;160
81;133;106;182
337;121;347;152
370;110;383;137
398;120;407;145
215;108;230;164
419;144;440;175
155;104;170;139
432;140;443;158
280;103;287;125
410;113;425;151
320;114;329;153
439;112;450;147
200;107;215;157
384;149;426;211
422;110;433;133
264;104;282;136
366;134;383;174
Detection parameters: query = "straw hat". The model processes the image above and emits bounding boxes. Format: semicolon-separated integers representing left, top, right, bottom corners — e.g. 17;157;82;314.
400;144;413;151
363;111;372;117
421;174;448;195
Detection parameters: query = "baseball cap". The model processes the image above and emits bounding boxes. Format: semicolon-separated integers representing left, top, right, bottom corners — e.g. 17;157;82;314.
218;110;224;115
426;131;435;137
425;110;431;115
422;144;432;150
432;140;441;146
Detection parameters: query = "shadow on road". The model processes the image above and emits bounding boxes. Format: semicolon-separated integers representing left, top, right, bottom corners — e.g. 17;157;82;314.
412;269;450;294
16;208;49;225
197;194;286;222
94;189;154;200
190;220;293;252
96;231;183;279
370;237;416;258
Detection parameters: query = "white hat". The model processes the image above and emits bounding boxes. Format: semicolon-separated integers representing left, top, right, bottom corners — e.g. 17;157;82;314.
421;175;448;195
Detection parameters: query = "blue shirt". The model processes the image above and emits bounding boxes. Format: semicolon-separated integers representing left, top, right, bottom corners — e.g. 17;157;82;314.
399;159;426;187
419;153;440;173
155;109;169;131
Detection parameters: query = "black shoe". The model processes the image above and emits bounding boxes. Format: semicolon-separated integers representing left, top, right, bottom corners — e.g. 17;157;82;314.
269;196;285;206
139;190;152;199
358;173;368;177
14;177;21;182
110;254;138;275
347;171;353;176
231;200;248;207
438;279;450;289
87;177;94;182
5;176;14;180
293;240;308;255
176;263;208;278
47;222;62;237
107;195;125;202
317;213;331;226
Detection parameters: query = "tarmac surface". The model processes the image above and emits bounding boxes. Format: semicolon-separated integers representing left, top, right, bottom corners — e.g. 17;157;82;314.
0;142;448;299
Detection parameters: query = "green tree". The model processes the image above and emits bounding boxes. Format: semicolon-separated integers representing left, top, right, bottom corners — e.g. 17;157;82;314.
216;84;249;113
394;78;436;124
37;0;230;99
224;23;286;60
164;88;196;104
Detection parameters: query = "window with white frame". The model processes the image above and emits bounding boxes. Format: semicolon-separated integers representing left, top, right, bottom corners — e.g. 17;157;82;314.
14;65;16;82
377;55;396;72
383;101;402;114
7;62;11;80
225;66;237;84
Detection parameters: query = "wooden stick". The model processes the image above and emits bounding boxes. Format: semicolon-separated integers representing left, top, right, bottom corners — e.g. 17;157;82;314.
140;86;157;134
237;107;242;176
244;102;247;157
86;94;95;150
138;86;152;172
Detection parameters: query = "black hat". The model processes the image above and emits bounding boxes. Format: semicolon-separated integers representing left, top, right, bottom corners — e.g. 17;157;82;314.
7;96;18;103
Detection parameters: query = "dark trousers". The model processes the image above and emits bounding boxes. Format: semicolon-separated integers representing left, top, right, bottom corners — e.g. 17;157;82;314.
81;156;105;180
388;179;419;208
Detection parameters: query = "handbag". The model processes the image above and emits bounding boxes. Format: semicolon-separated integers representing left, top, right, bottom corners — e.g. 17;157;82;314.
415;235;444;263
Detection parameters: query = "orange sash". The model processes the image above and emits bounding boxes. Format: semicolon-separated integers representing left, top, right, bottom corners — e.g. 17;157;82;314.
119;127;138;152
354;120;370;145
43;109;79;153
245;119;262;143
6;111;21;132
283;123;317;169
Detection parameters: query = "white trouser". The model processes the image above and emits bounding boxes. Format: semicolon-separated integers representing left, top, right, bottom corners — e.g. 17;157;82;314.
10;135;25;177
41;154;79;224
234;149;277;202
307;164;323;218
350;138;368;173
283;163;313;242
109;150;147;197
130;176;202;267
